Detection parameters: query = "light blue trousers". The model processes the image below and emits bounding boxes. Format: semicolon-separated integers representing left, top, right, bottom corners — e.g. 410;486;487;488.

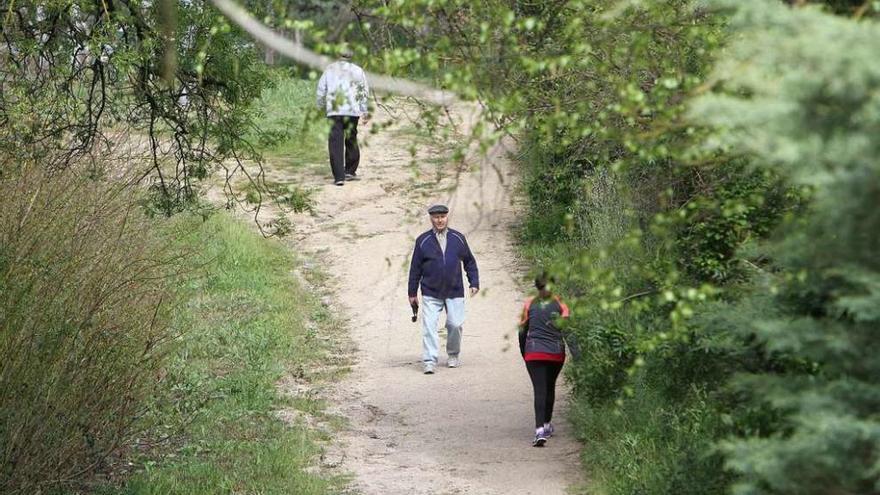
421;296;465;364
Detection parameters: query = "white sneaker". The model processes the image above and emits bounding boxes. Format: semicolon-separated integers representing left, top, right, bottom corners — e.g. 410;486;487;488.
423;362;435;374
532;427;547;447
447;356;460;368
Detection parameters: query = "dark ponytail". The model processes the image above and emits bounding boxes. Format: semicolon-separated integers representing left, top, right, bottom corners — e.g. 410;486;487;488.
534;271;555;291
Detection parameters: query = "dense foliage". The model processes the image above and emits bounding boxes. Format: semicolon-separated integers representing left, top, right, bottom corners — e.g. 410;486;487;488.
2;0;878;492
693;2;880;492
0;3;325;490
0;0;257;486
329;0;880;493
0;0;271;211
506;1;879;493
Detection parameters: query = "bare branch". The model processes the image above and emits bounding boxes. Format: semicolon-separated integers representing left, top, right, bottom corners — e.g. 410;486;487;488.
208;0;458;107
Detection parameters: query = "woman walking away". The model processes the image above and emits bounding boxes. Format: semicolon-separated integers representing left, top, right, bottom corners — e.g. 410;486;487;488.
518;272;572;447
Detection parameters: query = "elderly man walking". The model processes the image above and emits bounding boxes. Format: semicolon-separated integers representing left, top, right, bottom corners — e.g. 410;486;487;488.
316;49;370;186
408;204;480;374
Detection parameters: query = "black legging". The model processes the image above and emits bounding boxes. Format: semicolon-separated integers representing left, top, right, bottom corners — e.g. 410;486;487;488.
526;360;564;428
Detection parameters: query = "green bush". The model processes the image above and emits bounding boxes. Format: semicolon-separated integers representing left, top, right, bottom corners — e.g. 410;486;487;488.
498;2;798;493
253;1;879;492
691;2;880;493
0;159;339;494
0;162;178;494
575;378;731;495
512;0;880;493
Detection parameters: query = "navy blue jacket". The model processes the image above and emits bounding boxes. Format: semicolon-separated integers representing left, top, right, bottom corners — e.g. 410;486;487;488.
408;228;479;299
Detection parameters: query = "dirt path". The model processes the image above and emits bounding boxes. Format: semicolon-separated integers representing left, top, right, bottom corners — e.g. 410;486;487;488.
272;103;582;494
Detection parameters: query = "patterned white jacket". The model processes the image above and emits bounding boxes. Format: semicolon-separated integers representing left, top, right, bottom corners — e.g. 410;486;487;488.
316;60;370;117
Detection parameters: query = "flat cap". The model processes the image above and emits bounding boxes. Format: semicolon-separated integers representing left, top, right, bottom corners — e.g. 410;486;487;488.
427;204;449;214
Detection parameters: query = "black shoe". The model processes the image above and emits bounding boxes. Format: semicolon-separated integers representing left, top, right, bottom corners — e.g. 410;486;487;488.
345;173;360;181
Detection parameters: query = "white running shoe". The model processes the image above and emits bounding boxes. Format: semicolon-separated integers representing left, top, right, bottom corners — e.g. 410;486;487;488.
532;427;547;447
423;362;435;374
447;356;460;368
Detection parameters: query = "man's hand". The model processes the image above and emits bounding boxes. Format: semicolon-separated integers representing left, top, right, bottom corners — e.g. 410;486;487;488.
361;113;370;125
469;287;480;297
408;296;418;305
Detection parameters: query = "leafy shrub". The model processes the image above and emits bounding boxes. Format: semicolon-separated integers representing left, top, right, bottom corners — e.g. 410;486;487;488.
496;1;800;493
307;0;879;492
575;378;731;495
691;2;880;492
0;161;179;494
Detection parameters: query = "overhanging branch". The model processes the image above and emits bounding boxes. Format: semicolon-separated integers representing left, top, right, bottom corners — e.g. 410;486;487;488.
209;0;458;108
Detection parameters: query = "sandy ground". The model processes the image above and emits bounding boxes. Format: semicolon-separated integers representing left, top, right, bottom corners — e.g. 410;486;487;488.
268;103;583;494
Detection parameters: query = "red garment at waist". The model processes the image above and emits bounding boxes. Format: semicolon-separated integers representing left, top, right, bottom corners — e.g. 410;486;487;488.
524;352;565;363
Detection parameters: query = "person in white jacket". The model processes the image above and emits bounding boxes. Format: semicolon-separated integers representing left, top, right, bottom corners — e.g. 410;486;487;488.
316;50;370;185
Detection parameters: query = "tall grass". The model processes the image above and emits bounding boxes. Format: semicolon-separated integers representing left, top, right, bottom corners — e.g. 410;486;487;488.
572;376;729;495
106;212;343;494
2;157;342;494
0;163;179;494
1;71;340;495
253;71;327;170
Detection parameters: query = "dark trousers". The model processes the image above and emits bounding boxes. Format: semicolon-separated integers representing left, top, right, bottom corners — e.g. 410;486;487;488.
526;360;564;428
328;116;360;182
